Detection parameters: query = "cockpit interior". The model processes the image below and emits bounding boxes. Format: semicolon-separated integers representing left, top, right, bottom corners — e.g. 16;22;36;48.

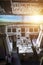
0;25;43;65
0;0;43;65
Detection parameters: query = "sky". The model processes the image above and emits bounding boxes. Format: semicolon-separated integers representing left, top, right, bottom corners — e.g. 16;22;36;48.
0;15;43;23
0;15;22;22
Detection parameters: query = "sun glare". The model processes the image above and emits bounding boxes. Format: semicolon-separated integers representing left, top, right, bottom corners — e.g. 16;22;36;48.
24;15;43;23
31;15;43;23
31;15;41;23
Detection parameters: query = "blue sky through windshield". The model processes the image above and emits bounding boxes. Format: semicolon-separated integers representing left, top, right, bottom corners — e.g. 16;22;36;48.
0;15;43;23
0;15;22;22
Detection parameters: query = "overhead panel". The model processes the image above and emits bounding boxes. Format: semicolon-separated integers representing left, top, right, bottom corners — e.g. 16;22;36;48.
12;0;43;3
11;2;43;15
